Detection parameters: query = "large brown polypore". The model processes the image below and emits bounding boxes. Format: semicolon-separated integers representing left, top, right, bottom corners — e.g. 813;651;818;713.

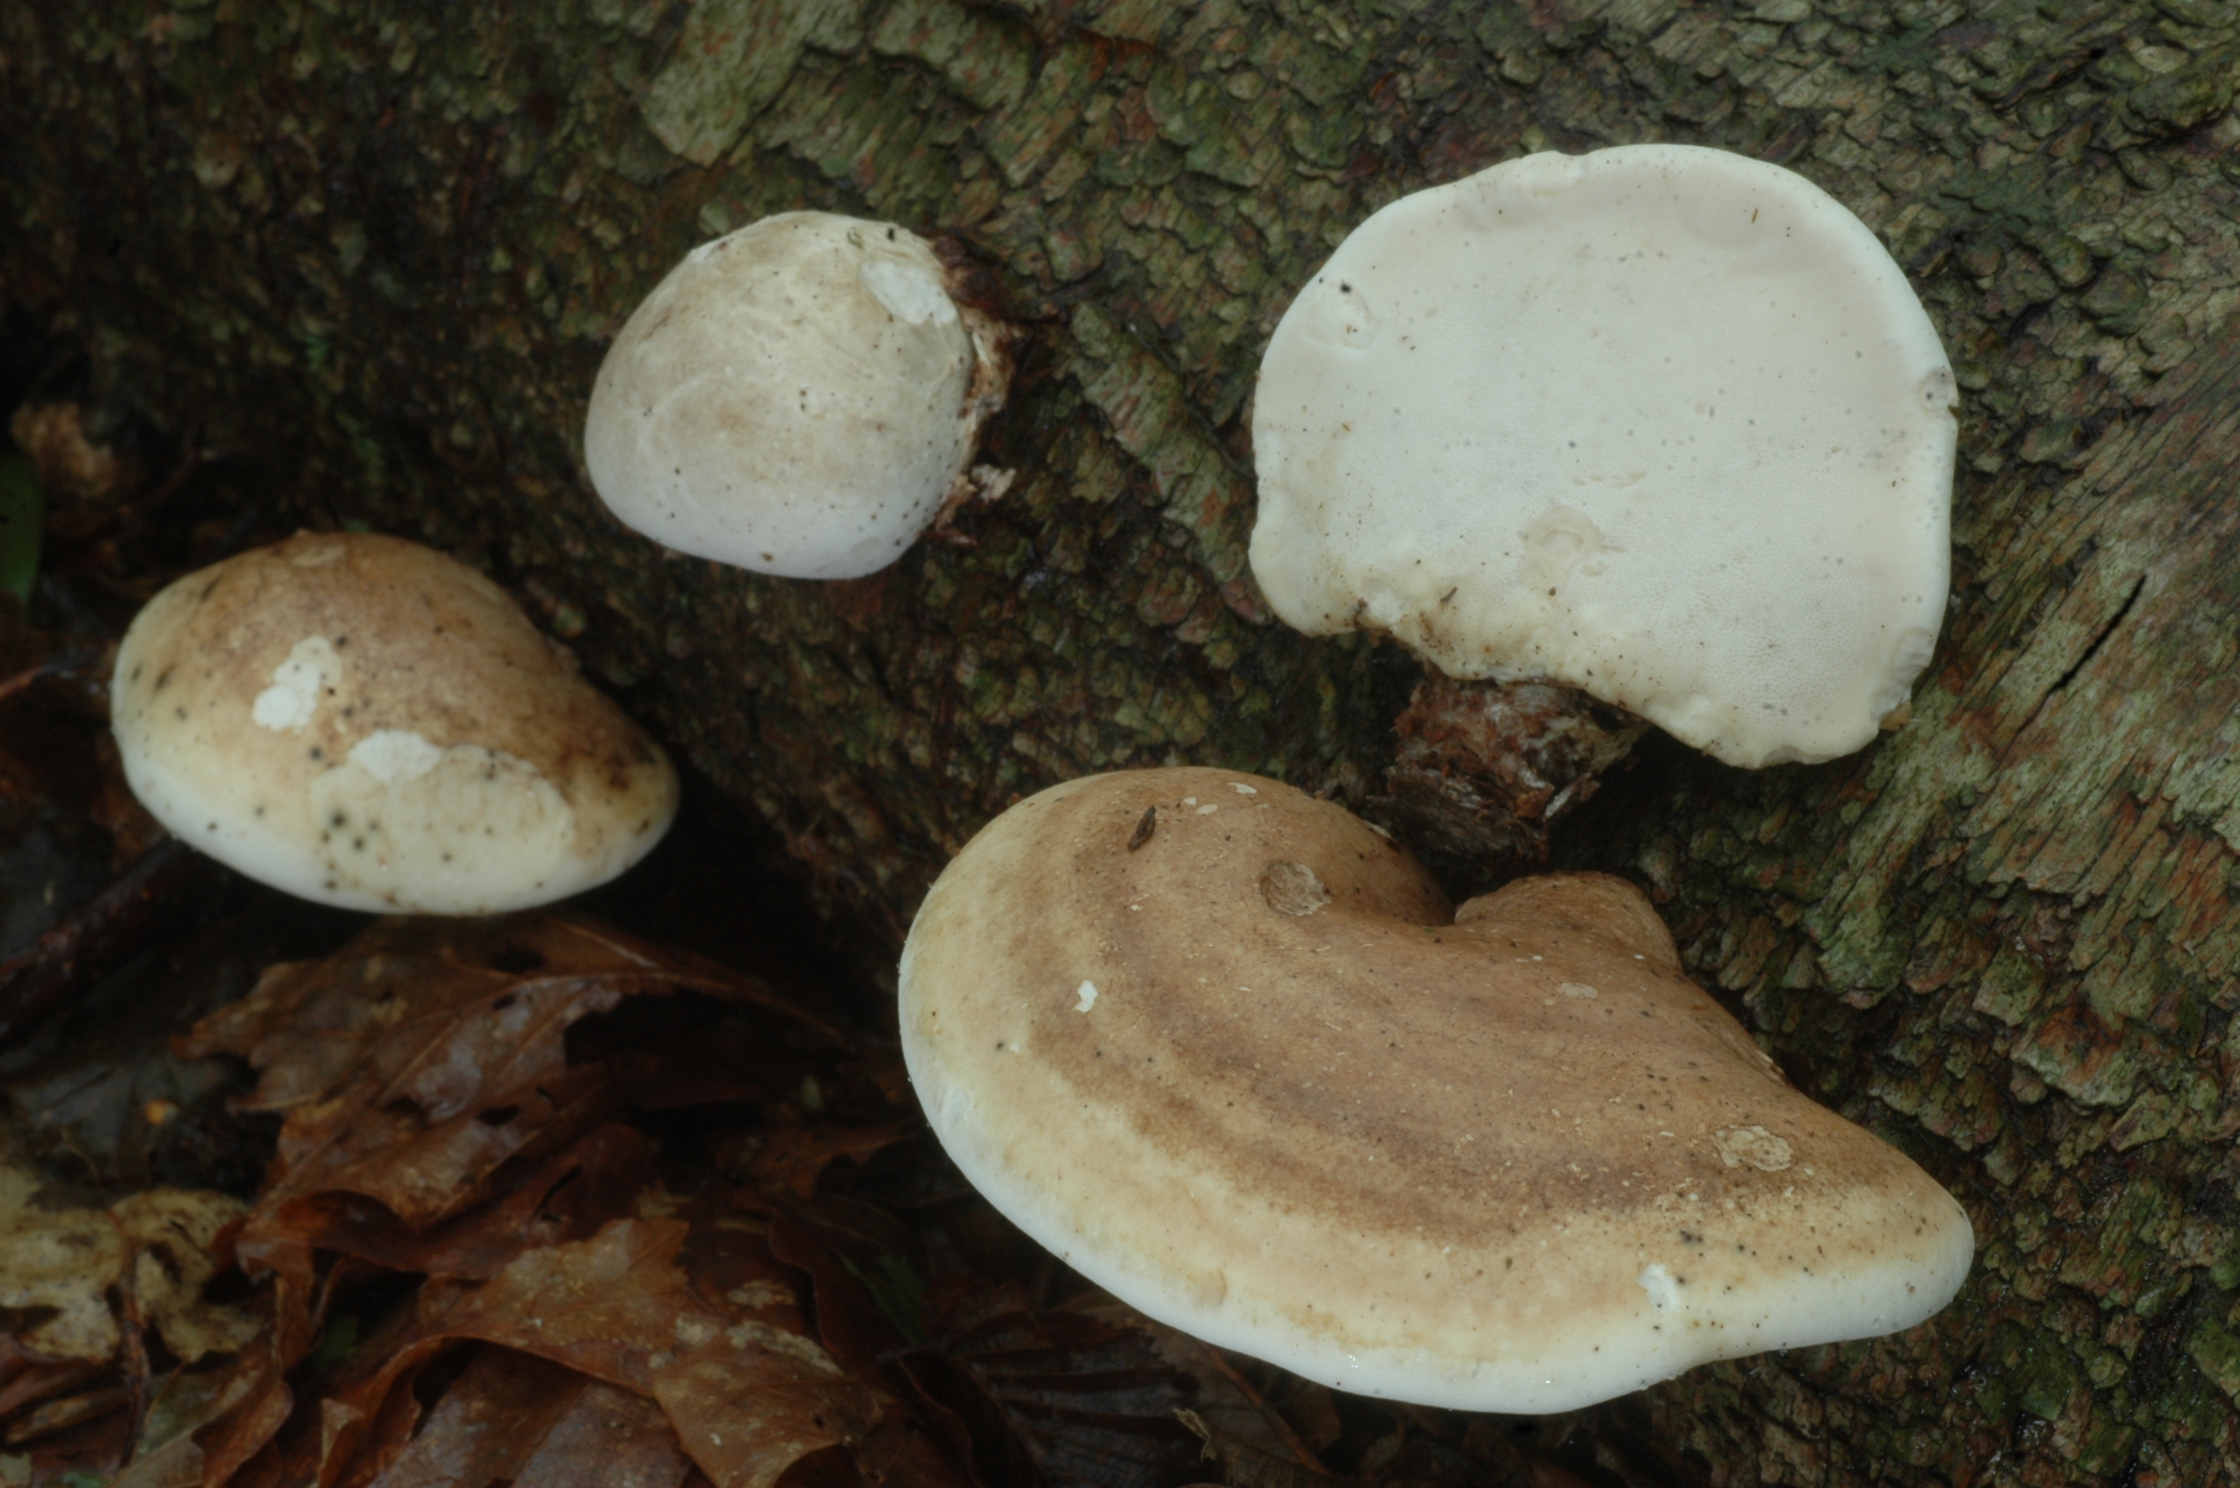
900;767;1972;1411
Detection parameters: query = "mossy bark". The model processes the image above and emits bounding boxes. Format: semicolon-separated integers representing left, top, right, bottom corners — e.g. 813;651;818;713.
8;0;2240;1481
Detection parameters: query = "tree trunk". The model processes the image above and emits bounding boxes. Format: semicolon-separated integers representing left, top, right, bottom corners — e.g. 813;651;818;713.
8;0;2240;1481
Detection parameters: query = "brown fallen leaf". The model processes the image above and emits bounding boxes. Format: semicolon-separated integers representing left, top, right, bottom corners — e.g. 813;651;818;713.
181;916;841;1229
0;1140;256;1471
258;1208;907;1488
746;1122;916;1202
161;910;986;1488
1076;1300;1330;1487
178;915;857;1369
342;1344;693;1488
265;1123;656;1284
893;1280;1208;1488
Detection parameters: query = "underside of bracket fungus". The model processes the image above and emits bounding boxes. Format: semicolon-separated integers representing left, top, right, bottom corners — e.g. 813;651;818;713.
110;532;678;914
584;211;1013;580
900;767;1972;1412
1251;144;1956;771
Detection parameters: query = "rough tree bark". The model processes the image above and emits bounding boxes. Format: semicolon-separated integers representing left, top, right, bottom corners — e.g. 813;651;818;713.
7;0;2240;1482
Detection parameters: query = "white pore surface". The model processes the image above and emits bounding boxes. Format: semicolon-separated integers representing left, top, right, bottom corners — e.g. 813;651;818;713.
584;212;978;579
1250;145;1957;767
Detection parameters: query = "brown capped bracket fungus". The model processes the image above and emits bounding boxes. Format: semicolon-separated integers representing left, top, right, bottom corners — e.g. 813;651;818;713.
900;767;1972;1412
1250;145;1957;858
584;211;1014;579
110;532;678;914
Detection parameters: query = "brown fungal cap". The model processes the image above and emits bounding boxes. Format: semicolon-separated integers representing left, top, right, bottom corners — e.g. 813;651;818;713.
110;533;679;914
899;767;1972;1411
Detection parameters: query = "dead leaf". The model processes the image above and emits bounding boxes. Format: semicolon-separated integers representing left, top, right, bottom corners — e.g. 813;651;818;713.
894;1282;1206;1488
746;1124;915;1202
0;1157;253;1372
345;1344;687;1488
176;914;858;1375
267;1123;656;1284
152;909;988;1488
1075;1298;1329;1482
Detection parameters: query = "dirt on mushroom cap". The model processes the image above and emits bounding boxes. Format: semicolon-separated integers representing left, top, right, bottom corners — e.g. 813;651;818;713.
899;766;1973;1412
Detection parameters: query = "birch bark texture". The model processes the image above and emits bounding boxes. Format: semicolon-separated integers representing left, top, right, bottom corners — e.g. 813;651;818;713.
7;1;2240;1483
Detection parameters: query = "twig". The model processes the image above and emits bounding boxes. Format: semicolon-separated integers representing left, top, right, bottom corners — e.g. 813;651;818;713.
0;838;215;1050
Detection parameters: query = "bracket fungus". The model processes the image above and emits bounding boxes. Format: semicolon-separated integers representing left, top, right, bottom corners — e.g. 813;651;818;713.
111;532;678;914
1252;143;1955;823
584;211;1013;580
900;767;1972;1412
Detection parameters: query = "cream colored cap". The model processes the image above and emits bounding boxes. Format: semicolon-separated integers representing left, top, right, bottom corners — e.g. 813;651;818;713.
900;767;1972;1412
584;211;1006;579
1250;145;1956;768
111;532;679;914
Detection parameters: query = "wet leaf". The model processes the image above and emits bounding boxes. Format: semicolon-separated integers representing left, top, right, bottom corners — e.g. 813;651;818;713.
342;1344;694;1488
0;1154;253;1370
893;1283;1206;1488
177;914;853;1362
181;916;835;1229
747;1122;915;1202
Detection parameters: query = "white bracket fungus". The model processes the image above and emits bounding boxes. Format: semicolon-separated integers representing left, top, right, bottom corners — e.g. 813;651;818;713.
111;533;679;915
1250;145;1957;769
584;211;1014;580
899;766;1973;1413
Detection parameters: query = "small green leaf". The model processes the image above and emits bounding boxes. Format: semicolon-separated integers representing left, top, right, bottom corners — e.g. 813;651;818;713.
842;1252;930;1347
0;453;41;603
306;1312;361;1375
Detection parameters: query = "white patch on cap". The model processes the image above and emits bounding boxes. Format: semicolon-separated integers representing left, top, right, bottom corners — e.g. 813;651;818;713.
307;742;573;911
346;728;444;784
1712;1125;1796;1172
1075;980;1098;1012
251;637;342;732
1638;1263;1682;1312
860;255;959;326
1559;982;1599;999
